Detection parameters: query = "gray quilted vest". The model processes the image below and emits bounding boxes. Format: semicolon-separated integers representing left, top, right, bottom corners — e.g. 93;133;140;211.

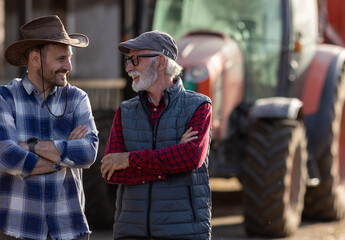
113;79;212;239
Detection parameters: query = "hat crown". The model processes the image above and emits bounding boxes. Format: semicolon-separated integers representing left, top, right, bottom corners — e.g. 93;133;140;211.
118;30;178;60
4;15;88;67
20;15;69;41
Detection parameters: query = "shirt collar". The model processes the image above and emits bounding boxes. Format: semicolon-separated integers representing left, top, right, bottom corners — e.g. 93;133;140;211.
140;77;183;98
22;73;58;96
144;92;165;106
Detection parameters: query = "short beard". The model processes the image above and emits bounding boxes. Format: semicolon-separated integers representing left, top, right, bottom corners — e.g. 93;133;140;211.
37;62;68;88
130;61;158;93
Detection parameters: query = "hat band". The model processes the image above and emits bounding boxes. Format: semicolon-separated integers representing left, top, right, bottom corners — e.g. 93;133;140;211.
37;31;69;40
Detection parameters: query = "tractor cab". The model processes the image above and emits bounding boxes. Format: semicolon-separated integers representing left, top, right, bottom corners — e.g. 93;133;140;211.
152;0;319;139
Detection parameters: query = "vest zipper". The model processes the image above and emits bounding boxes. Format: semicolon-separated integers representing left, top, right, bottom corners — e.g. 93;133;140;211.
146;92;171;237
139;95;154;237
153;93;170;149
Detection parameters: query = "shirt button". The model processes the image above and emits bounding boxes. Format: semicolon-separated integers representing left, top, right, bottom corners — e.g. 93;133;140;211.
154;108;157;111
142;181;145;184
138;167;141;169
158;176;161;179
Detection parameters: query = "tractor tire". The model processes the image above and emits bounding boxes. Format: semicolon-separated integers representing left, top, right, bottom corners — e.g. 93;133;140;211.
83;110;117;229
303;64;345;220
243;118;308;238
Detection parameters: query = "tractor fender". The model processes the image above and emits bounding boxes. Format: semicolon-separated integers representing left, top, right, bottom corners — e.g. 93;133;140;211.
301;44;345;115
249;97;303;120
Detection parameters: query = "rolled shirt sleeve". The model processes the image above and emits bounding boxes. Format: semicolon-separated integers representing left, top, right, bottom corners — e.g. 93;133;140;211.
0;95;38;177
53;94;99;169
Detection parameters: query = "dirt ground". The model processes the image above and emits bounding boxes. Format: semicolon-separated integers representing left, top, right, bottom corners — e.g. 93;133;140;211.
211;178;345;240
91;178;345;240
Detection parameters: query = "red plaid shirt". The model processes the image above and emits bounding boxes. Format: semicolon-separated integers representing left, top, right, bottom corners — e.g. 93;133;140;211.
104;95;212;185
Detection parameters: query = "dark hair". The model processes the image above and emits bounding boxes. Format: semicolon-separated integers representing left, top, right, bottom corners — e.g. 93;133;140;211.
24;44;47;63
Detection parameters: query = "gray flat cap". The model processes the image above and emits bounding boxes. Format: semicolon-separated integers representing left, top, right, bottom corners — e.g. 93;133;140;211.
118;30;177;60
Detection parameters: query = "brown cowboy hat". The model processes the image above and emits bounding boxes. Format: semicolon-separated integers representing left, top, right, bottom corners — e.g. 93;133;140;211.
4;15;89;67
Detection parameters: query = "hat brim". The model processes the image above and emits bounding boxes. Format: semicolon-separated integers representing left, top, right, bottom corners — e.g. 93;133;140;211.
5;33;88;67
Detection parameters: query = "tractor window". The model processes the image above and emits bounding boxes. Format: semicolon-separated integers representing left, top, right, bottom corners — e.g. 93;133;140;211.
290;0;318;86
153;0;283;102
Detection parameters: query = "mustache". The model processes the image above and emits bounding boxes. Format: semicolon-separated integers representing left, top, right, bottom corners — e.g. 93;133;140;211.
128;71;140;77
56;69;69;74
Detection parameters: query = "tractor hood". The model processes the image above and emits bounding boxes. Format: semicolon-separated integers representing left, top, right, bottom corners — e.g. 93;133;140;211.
176;31;244;140
177;31;241;82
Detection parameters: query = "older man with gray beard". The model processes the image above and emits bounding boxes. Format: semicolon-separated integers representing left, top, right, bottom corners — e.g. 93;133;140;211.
100;30;212;240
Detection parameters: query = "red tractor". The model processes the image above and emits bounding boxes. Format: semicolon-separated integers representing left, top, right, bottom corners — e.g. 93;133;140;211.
320;0;345;46
144;0;345;237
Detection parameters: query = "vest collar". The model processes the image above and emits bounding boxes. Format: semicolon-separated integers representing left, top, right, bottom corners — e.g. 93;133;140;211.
163;77;184;96
139;77;185;102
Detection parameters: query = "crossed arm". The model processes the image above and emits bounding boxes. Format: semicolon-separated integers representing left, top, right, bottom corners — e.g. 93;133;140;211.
19;125;88;175
100;127;198;181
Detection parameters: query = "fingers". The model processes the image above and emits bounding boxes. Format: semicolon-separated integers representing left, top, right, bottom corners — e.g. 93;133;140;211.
101;153;130;180
101;155;114;180
186;135;198;142
101;156;110;179
101;156;117;181
180;127;198;144
180;127;192;143
101;163;113;181
107;168;115;181
68;125;88;140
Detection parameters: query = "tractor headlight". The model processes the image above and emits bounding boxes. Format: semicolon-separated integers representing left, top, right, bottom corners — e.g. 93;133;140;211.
183;66;209;83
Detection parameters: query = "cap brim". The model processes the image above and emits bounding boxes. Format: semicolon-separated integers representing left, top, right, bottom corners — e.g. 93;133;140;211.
118;44;131;54
118;41;156;55
5;33;89;67
118;42;142;55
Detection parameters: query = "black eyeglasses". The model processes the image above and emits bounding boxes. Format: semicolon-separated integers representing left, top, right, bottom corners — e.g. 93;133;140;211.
125;54;160;66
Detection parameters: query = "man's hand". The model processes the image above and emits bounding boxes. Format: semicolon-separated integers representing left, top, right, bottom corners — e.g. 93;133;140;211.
100;128;197;181
180;127;198;144
101;152;130;181
18;125;89;166
30;157;57;175
68;125;88;140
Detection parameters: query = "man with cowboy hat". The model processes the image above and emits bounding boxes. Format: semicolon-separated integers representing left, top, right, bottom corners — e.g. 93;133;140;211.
0;15;98;240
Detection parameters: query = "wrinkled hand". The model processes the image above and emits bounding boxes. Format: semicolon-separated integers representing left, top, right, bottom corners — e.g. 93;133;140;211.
68;125;88;140
180;127;198;144
101;152;130;181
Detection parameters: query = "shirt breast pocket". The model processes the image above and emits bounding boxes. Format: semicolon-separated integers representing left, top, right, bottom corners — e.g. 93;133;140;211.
52;112;74;139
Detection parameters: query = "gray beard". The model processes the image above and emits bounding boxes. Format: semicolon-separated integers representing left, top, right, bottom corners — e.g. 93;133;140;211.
131;62;158;92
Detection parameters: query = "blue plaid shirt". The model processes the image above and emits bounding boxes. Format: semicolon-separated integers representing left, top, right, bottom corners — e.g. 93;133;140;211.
0;75;99;240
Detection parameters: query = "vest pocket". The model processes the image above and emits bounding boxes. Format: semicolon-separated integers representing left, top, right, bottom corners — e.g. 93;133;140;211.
187;185;197;221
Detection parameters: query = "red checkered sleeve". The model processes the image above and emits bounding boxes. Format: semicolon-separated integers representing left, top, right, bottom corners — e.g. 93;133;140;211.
129;103;212;175
104;108;124;154
104;109;162;185
104;102;212;185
